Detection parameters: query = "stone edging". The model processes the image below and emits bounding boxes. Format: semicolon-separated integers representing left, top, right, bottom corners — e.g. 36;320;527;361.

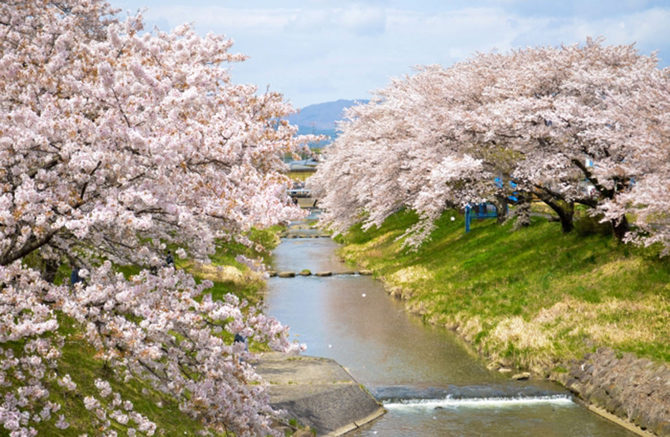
556;348;670;436
327;407;386;436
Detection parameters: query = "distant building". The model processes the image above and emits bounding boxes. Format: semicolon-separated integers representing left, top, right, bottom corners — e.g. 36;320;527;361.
287;158;319;172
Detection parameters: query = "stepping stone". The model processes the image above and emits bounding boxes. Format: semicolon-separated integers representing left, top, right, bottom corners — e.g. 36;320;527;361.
512;372;531;380
278;271;296;278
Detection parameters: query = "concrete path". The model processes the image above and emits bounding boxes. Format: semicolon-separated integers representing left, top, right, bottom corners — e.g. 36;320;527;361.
254;353;385;436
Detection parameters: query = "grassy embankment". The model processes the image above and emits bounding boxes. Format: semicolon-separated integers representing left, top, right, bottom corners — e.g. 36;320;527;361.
11;227;282;436
288;171;313;182
336;209;670;376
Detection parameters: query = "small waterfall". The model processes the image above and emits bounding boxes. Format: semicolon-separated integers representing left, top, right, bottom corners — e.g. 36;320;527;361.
384;395;574;411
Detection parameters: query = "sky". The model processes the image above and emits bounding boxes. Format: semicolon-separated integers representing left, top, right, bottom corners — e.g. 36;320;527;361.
110;0;670;108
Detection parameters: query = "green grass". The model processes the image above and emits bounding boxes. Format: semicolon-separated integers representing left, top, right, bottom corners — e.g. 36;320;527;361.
338;209;670;372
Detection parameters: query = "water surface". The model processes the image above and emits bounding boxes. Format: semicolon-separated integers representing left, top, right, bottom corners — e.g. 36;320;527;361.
265;236;634;436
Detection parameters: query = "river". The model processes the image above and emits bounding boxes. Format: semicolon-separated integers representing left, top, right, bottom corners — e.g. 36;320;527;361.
264;223;634;436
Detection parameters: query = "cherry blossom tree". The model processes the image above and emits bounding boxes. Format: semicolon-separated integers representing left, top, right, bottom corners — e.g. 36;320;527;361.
311;62;519;244
1;0;305;435
312;40;670;253
311;66;492;242
466;40;668;239
594;62;670;253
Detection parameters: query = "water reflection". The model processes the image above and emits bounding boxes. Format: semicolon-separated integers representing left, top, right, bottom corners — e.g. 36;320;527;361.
272;237;345;273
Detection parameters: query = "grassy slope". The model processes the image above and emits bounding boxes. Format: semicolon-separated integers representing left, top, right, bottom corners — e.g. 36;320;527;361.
337;210;670;375
3;228;282;437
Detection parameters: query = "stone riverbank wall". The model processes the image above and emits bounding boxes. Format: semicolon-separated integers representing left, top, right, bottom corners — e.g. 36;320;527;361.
556;348;670;436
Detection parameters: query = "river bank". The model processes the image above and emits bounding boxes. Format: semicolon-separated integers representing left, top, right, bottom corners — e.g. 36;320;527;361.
334;210;670;436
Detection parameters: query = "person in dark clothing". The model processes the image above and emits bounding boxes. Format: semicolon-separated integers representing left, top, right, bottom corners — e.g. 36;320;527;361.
165;251;174;266
234;333;249;351
70;267;82;286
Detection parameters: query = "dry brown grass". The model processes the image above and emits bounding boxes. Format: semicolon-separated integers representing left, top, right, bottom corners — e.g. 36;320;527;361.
492;316;553;349
188;262;264;285
535;296;669;346
388;266;433;285
479;295;669;371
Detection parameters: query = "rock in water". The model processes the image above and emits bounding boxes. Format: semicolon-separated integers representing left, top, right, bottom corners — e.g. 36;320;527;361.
512;372;531;380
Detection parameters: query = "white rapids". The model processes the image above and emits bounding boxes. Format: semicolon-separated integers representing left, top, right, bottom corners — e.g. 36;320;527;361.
384;395;574;411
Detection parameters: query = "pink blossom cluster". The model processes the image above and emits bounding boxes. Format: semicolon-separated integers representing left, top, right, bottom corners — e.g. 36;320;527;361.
311;39;670;252
1;0;305;435
61;263;302;433
76;379;157;436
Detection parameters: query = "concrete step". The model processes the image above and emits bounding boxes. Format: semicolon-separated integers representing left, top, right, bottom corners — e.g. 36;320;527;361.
255;353;385;436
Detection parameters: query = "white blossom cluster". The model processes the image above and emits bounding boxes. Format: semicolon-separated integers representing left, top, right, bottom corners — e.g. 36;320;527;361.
311;39;670;253
1;0;307;435
78;380;156;436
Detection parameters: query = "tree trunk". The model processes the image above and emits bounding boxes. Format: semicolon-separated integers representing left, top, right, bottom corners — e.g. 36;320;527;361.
534;189;574;233
513;196;531;229
42;258;60;283
555;202;575;233
494;196;508;224
611;215;630;241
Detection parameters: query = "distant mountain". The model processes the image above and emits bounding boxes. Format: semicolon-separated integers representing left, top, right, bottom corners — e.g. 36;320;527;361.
289;99;368;147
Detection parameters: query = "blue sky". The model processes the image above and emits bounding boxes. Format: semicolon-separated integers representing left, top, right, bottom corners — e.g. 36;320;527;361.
110;0;670;108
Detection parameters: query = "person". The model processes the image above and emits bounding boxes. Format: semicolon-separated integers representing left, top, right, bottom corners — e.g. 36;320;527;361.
234;333;249;351
70;267;82;286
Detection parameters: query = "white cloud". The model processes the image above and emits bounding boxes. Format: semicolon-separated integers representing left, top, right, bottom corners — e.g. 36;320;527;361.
337;5;386;35
140;7;291;33
110;1;670;107
509;7;670;61
136;4;388;37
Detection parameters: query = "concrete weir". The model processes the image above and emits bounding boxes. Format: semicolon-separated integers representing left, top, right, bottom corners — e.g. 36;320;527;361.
254;353;385;435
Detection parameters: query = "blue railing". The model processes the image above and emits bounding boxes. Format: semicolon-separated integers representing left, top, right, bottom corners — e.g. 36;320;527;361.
464;203;498;232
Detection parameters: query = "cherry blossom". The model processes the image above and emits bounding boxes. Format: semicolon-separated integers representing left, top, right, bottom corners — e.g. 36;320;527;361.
311;40;669;253
1;0;306;435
